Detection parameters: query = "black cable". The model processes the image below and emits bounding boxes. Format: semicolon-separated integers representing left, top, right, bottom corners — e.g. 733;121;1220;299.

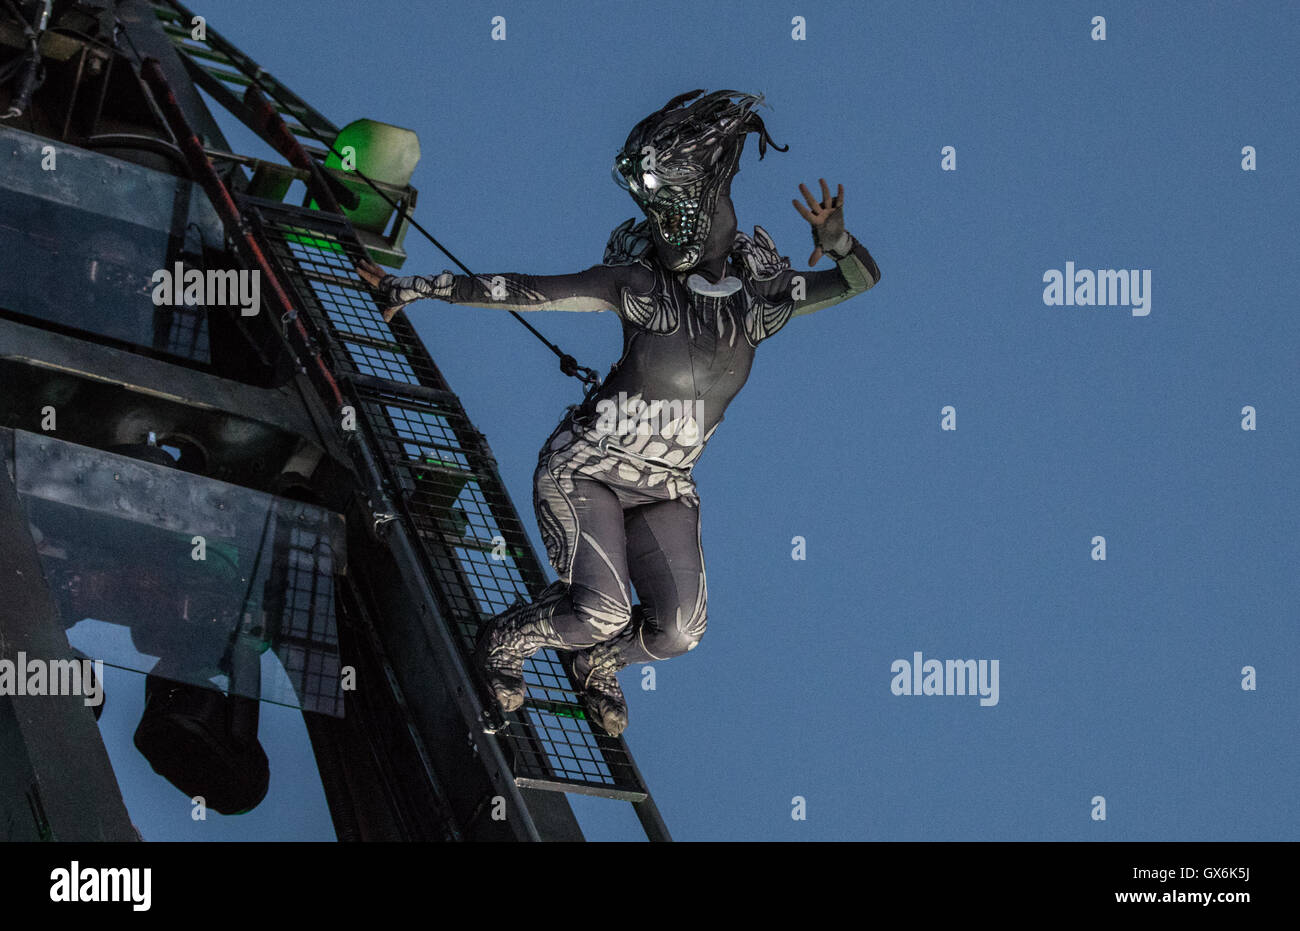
0;0;40;120
239;69;602;390
49;25;118;52
114;16;144;68
82;132;188;170
118;8;600;390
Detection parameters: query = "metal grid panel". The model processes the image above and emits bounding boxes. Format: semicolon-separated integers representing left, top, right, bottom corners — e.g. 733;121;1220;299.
14;434;344;717
248;201;647;797
155;302;209;361
272;521;343;716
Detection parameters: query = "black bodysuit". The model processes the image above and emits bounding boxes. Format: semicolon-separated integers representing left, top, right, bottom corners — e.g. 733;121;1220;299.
382;224;881;663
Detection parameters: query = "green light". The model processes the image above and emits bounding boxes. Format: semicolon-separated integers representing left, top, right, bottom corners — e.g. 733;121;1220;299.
282;229;344;253
310;120;420;230
525;699;588;720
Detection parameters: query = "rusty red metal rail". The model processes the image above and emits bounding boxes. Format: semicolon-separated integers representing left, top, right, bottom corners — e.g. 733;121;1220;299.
139;55;346;413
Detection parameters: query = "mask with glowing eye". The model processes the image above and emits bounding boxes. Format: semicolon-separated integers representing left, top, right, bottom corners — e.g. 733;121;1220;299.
612;90;788;270
613;158;713;257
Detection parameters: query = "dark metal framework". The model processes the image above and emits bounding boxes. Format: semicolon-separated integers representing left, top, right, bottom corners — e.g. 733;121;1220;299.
153;0;670;834
0;0;671;840
246;201;667;813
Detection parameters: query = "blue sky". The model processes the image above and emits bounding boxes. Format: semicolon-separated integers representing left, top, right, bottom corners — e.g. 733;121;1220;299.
165;0;1299;841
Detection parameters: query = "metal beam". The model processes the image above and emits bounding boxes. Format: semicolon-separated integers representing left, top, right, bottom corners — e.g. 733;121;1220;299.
0;428;137;841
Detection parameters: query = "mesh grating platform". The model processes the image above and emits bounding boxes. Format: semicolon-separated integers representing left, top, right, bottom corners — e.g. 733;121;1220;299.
246;199;649;800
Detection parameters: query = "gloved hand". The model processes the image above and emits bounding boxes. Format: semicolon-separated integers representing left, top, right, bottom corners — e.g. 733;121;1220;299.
792;178;852;265
356;259;454;321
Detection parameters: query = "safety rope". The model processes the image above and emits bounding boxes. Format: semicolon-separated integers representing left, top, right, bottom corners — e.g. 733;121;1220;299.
240;70;602;392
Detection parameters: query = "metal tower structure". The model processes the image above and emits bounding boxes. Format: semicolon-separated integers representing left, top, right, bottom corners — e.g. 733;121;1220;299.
0;0;669;841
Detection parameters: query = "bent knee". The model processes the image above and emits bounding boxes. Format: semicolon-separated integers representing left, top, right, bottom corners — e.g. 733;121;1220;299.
681;593;707;644
654;606;707;657
569;585;633;638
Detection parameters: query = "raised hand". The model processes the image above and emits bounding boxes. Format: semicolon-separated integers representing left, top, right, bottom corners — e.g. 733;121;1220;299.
792;178;847;265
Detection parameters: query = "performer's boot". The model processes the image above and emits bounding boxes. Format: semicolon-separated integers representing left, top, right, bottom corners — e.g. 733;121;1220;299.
476;581;571;713
564;617;637;737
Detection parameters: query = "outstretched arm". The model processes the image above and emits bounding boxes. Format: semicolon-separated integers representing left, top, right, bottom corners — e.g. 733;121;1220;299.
357;260;640;322
754;179;880;318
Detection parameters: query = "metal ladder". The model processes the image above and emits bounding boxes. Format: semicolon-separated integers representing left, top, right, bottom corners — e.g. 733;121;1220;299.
147;0;670;838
